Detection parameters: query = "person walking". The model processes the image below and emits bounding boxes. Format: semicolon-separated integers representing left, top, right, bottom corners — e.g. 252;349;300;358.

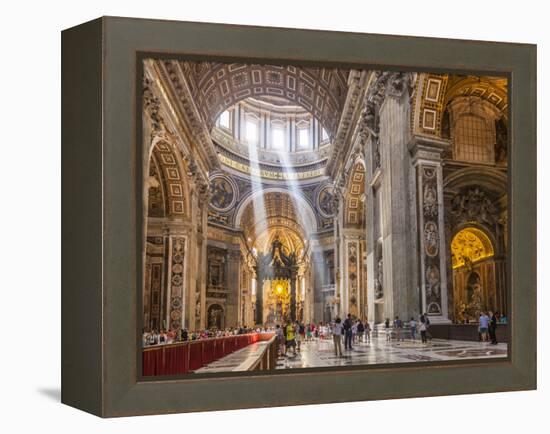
488;311;498;345
384;318;392;341
419;316;428;344
343;314;353;350
393;316;404;342
356;319;365;343
364;320;371;343
423;313;432;341
479;311;490;342
275;324;285;356
332;317;344;356
409;317;417;341
285;320;297;356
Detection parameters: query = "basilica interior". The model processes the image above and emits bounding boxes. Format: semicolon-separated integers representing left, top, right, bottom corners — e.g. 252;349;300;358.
141;59;508;334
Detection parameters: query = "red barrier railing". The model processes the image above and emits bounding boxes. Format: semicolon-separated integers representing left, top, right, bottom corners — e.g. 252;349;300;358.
142;333;268;376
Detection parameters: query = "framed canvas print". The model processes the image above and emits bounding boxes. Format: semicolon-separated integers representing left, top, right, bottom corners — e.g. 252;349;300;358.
61;16;536;417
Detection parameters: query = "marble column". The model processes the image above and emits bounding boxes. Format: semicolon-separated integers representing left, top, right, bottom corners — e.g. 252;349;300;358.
409;135;451;322
378;73;416;322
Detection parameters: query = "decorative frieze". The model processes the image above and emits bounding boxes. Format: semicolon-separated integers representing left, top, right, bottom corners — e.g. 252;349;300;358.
168;236;186;330
417;164;447;318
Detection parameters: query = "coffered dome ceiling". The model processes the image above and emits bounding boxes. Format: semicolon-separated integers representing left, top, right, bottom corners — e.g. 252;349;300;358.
178;61;350;136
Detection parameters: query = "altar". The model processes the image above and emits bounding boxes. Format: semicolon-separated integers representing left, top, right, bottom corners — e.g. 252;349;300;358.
254;237;299;325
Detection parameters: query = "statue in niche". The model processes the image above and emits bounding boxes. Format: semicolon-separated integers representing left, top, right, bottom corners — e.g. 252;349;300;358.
207;304;224;330
195;294;201;326
210;177;234;210
375;257;384;299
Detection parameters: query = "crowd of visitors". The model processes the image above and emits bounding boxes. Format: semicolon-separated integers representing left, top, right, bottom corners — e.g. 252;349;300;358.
143;310;504;353
142;325;259;347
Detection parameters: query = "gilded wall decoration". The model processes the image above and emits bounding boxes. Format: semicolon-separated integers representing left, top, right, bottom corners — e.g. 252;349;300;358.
451;227;494;269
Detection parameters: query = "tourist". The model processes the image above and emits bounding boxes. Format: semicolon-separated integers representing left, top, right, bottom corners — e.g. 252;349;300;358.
294;321;302;352
489;311;498;345
409;317;417;341
500;313;508;324
319;322;327;340
423;313;432;341
159;329;167;344
393;316;404;342
419;316;428;343
181;328;188;341
364;320;371;343
299;321;306;343
352;320;358;343
356;319;365;343
332;317;344;356
310;322;316;339
275;324;285;356
285;320;297;356
305;323;312;341
142;328;151;347
479;311;490;342
384;318;391;341
343;314;353;350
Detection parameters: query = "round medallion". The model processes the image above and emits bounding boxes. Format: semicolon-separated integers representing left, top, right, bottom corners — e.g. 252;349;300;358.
317;185;336;218
209;175;237;212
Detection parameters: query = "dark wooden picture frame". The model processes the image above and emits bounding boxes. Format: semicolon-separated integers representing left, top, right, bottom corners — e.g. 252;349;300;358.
62;16;536;417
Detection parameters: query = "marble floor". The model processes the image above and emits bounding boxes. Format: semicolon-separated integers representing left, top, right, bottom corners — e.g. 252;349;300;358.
195;340;272;374
195;336;508;373
276;337;507;369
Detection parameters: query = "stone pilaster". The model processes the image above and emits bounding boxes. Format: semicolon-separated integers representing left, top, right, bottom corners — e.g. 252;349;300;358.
255;273;263;326
166;235;186;331
377;72;416;322
226;249;241;327
409;135;451;322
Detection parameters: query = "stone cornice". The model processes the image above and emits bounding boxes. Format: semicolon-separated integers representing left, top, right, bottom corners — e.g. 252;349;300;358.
408;134;451;164
326;70;372;179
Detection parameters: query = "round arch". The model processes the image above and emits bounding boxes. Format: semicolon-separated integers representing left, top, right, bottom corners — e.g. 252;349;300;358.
451;226;495;269
234;186;318;234
444;166;508;196
146;139;191;218
411;73;508;139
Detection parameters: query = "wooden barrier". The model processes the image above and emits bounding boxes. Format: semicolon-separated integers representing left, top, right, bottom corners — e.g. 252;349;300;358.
142;333;270;376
